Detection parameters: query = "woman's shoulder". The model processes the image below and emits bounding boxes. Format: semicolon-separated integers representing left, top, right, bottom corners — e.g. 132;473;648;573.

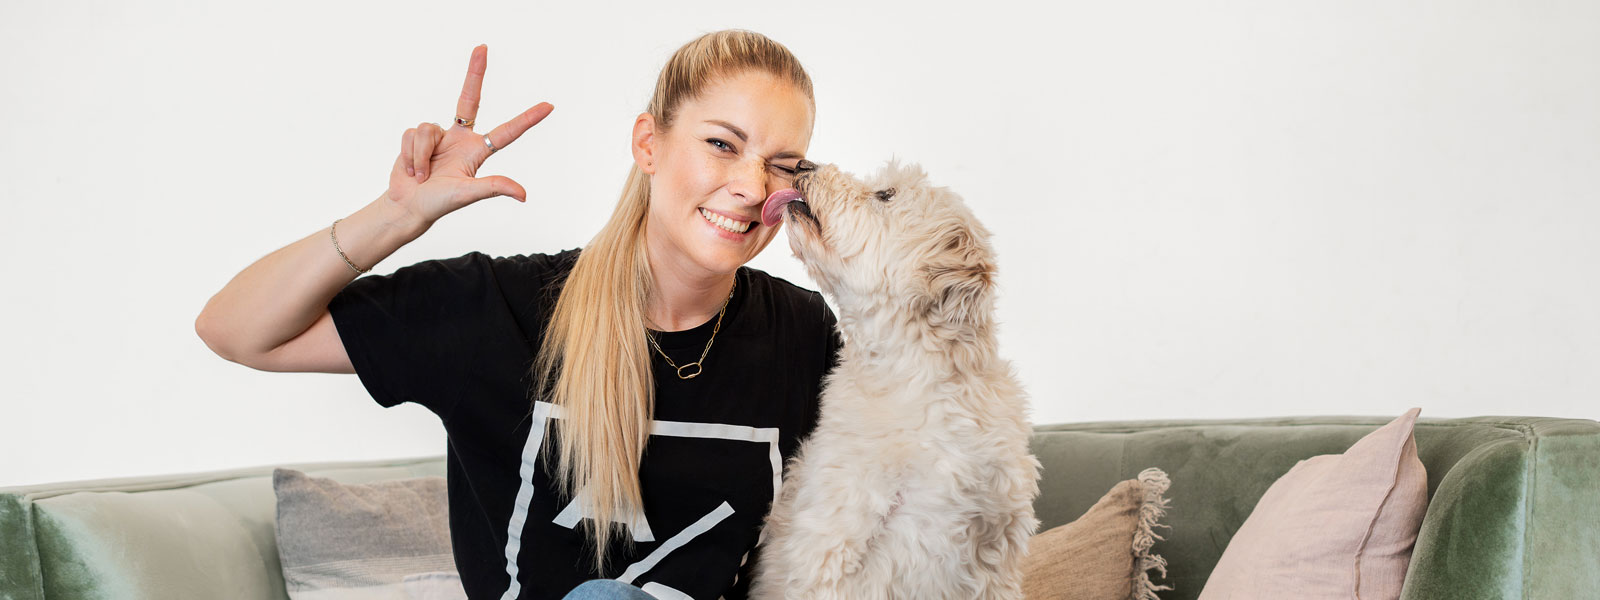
462;247;581;286
738;266;835;327
420;247;579;274
381;247;579;314
482;246;580;271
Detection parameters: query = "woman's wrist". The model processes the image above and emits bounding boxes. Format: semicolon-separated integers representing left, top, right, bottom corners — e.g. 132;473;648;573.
369;191;431;247
332;193;428;275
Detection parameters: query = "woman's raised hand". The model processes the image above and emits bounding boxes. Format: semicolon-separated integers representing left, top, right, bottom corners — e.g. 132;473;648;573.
385;44;555;229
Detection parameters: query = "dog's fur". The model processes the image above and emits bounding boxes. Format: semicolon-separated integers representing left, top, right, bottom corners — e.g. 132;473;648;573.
748;159;1042;599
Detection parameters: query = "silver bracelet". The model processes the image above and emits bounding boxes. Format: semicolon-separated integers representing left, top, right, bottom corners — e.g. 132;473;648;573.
331;218;371;275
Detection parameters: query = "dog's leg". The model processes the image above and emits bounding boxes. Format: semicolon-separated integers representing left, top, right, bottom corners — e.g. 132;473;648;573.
747;468;802;600
760;469;898;597
967;456;1043;600
965;510;1034;600
749;463;879;600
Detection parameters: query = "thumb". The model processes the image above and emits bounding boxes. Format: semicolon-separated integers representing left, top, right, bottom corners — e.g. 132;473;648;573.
457;175;527;204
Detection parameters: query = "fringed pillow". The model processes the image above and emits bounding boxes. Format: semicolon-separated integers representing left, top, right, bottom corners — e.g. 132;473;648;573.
1022;467;1175;600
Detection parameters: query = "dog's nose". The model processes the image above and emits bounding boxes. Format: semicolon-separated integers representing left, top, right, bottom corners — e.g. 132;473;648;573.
795;159;817;173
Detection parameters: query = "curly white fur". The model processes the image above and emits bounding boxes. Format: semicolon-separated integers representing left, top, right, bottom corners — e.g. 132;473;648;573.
748;159;1043;599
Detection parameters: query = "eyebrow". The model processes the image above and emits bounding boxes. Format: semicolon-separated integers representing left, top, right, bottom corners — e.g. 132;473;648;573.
704;119;805;160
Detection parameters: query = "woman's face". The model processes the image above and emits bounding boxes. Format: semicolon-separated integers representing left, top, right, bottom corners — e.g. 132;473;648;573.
634;70;814;279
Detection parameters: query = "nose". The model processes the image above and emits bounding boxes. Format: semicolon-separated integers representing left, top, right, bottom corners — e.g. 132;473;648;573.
795;159;817;174
732;157;772;207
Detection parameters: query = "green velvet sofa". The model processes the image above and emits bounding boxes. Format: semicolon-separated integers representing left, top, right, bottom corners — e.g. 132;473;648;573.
3;414;1596;599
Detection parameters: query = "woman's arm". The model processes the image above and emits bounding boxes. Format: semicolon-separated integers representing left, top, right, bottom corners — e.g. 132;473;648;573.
194;194;425;372
195;44;552;373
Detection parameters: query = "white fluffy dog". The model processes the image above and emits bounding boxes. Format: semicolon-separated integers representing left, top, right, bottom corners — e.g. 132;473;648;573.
748;159;1042;599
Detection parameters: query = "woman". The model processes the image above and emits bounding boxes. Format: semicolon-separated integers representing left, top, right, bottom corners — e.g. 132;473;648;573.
196;30;840;600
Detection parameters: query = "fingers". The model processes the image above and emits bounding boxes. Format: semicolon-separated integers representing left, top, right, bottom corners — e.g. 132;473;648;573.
391;143;413;180
456;175;527;204
401;128;416;177
455;44;487;129
482;102;555;159
411;122;445;181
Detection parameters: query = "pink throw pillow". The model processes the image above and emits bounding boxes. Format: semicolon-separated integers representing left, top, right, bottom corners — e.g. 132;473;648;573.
1197;407;1429;599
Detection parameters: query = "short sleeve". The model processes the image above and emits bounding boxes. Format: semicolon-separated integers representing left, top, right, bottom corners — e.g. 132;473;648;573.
328;250;502;419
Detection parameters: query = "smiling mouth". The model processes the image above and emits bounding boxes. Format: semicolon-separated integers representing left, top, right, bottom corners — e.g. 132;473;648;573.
699;207;755;234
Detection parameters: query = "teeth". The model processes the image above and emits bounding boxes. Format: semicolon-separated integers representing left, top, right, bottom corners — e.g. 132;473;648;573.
700;208;751;234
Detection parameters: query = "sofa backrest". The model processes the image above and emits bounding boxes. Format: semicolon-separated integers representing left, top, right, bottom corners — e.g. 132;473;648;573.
4;416;1597;600
1028;415;1600;600
0;456;445;600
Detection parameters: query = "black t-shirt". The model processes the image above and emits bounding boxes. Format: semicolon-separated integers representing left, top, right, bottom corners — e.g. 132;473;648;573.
327;248;841;600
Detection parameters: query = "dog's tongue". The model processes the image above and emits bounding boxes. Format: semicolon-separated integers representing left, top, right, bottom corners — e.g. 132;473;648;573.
762;188;804;228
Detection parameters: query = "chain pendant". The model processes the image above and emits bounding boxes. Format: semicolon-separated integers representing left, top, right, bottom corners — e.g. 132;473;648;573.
675;362;703;379
649;277;733;381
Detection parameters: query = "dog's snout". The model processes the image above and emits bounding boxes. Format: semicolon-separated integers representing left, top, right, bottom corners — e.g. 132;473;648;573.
791;159;818;192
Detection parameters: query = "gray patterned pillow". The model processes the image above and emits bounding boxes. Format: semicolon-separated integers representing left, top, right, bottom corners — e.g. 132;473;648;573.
272;468;464;599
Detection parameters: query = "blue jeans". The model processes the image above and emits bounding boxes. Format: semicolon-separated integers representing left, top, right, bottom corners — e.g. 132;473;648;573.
561;579;656;600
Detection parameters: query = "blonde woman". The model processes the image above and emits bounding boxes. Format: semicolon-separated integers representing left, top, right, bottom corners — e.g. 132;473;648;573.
197;30;839;600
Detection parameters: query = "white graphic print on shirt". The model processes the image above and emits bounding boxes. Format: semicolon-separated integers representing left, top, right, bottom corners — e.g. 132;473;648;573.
498;401;783;600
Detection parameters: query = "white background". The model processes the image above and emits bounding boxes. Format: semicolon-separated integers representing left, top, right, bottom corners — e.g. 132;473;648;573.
2;1;1595;488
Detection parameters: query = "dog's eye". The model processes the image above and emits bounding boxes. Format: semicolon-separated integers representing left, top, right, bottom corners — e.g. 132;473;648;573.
875;188;896;202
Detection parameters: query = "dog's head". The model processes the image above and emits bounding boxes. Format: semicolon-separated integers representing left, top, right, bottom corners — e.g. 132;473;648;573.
770;158;996;329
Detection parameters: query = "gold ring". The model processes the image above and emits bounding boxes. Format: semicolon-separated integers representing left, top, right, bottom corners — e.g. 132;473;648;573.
454;116;475;128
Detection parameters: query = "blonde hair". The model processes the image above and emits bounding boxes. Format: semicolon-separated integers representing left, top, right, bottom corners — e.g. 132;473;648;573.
529;29;815;575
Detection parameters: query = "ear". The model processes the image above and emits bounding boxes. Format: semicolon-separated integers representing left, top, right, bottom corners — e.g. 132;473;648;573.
631;112;658;175
915;225;995;331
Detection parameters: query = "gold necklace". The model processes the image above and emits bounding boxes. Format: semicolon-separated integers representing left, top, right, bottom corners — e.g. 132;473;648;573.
646;277;735;380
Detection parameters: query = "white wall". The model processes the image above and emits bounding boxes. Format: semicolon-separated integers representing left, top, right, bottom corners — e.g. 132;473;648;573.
2;0;1595;488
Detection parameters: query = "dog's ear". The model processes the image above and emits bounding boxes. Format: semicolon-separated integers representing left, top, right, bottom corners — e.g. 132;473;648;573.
915;225;994;332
